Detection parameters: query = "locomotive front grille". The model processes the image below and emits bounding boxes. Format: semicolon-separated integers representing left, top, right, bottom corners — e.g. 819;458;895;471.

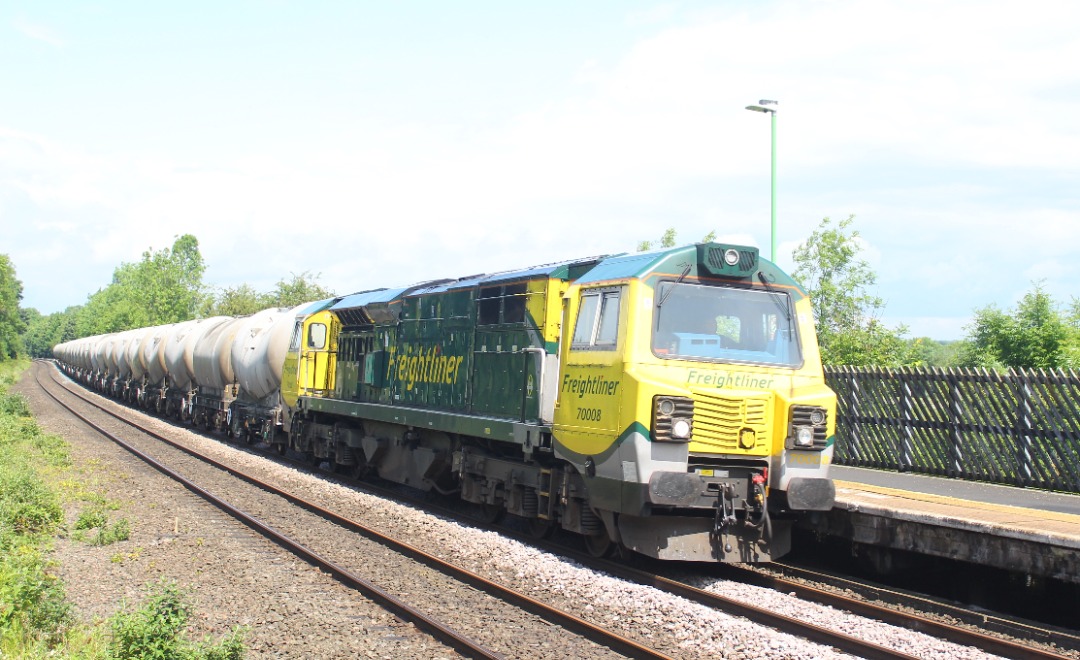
690;391;771;453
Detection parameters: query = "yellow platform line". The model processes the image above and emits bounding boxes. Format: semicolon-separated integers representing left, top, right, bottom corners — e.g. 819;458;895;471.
834;480;1080;525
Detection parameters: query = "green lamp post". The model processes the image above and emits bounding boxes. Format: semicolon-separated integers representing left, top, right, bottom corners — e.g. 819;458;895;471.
745;99;778;262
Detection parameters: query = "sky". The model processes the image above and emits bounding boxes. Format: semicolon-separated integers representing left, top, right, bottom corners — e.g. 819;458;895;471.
2;1;1079;340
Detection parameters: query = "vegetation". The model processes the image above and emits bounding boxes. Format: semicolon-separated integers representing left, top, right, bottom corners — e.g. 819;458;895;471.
637;228;715;252
0;360;72;655
72;507;131;547
0;255;27;360
957;283;1080;370
791;215;911;367
201;271;335;317
107;581;245;660
0;361;245;657
14;236;335;358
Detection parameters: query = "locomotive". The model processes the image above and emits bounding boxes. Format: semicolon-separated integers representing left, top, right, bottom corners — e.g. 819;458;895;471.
54;242;836;562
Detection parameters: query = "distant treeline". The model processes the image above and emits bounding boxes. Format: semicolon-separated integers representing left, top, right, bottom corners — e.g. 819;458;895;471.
9;235;334;359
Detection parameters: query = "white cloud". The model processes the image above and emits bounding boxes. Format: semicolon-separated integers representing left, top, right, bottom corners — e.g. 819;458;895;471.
13;16;64;48
3;0;1079;344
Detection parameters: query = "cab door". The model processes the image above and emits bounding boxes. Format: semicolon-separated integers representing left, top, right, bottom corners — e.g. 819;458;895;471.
553;284;627;455
298;311;337;397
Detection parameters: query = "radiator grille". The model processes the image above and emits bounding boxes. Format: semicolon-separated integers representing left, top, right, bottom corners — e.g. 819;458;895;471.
691;391;771;454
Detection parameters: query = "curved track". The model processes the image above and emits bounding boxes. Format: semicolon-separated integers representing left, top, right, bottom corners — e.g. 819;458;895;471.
35;363;671;660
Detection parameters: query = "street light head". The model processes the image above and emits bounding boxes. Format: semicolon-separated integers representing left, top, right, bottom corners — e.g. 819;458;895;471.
745;104;776;114
759;99;778;106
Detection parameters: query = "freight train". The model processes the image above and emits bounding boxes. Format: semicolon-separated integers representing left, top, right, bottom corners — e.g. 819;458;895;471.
53;242;836;562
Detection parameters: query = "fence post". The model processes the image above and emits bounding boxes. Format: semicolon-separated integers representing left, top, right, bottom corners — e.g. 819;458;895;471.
1015;369;1035;487
900;369;914;472
848;369;862;466
948;369;963;477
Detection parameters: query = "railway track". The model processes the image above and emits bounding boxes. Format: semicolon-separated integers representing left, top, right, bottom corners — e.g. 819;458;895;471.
40;360;1075;659
723;561;1080;658
34;364;659;660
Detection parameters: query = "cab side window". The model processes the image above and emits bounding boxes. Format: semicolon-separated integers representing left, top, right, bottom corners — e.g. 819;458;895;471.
571;288;621;350
308;323;327;349
288;321;303;351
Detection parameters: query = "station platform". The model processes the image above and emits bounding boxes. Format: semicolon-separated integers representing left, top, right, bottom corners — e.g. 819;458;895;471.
802;465;1080;584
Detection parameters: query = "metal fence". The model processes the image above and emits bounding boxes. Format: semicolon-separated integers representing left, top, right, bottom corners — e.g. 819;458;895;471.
825;366;1080;494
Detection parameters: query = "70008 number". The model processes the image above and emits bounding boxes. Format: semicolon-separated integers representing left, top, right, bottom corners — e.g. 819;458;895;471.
576;407;602;421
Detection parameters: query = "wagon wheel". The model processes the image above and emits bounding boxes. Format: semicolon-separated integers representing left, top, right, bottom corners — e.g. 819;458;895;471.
477;503;504;524
584;531;613;558
528;517;556;539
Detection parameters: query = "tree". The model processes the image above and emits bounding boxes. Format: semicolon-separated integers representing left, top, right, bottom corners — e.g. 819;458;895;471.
791;215;909;366
73;234;209;335
959;283;1074;369
202;284;266;317
133;234;208;324
265;272;335;308
905;337;966;368
0;254;27;359
637;228;717;252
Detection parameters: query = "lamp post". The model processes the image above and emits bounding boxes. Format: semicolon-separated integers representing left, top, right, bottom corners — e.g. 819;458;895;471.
745;99;778;262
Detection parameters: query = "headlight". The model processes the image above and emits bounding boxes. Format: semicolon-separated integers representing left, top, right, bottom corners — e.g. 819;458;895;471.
652;395;694;442
787;404;828;450
723;248;740;266
795;427;814;447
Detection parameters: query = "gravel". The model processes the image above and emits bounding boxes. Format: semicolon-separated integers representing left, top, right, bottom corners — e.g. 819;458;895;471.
20;364;1012;659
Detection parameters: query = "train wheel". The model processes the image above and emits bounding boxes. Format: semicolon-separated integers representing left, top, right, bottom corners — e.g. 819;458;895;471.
477;503;504;524
584;532;613;558
528;518;556;539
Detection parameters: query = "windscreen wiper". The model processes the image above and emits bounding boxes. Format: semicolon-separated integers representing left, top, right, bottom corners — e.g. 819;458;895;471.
657;262;693;310
757;272;792;323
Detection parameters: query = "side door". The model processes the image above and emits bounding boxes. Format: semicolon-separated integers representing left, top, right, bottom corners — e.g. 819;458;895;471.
553;285;627;453
298;312;338;397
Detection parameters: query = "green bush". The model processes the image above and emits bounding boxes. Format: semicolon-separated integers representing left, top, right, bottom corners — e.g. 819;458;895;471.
0;545;71;649
0;469;64;536
93;518;131;546
75;509;110;531
0;391;30;417
108;581;246;660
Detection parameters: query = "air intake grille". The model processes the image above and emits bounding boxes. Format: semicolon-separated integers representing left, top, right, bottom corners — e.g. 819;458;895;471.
691;391;770;453
697;244;759;277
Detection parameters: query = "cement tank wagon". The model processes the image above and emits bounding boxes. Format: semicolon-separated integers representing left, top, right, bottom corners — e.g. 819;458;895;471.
141;324;174;388
192;316;250;392
233;305;306;402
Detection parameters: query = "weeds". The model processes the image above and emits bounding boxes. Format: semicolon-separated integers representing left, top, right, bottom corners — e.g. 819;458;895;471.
72;507;131;546
108;580;246;660
0;361;247;657
0;360;72;654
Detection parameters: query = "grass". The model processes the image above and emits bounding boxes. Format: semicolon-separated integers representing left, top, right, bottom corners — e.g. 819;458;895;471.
107;581;246;660
0;359;247;658
0;359;71;655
